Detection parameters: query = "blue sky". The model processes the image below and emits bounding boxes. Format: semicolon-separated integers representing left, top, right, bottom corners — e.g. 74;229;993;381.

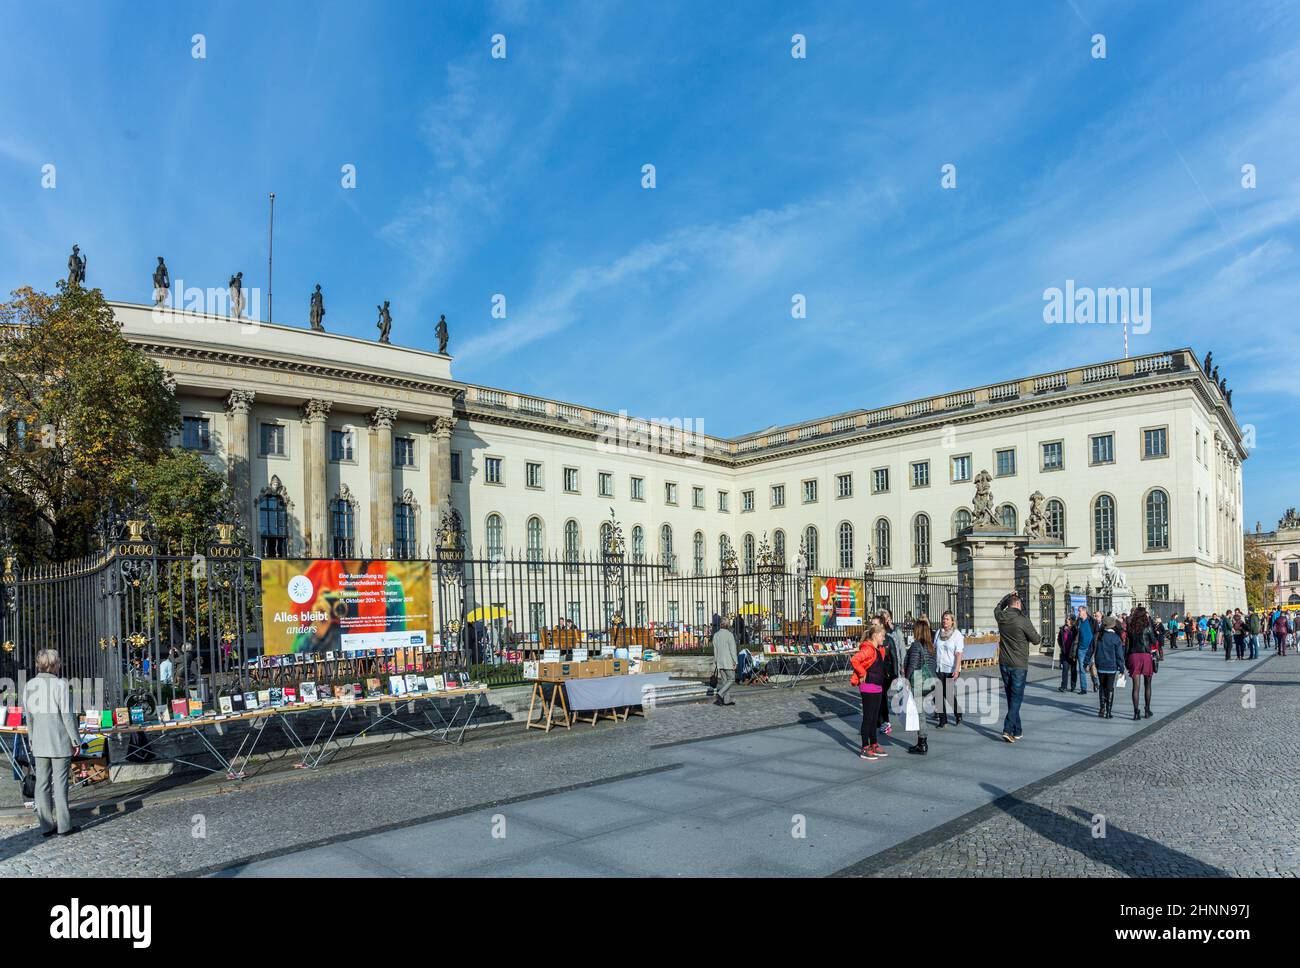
2;0;1298;527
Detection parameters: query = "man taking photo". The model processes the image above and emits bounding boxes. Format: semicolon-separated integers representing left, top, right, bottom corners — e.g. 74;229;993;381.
995;592;1041;743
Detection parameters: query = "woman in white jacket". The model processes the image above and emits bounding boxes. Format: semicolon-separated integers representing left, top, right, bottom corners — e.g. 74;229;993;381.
933;610;964;727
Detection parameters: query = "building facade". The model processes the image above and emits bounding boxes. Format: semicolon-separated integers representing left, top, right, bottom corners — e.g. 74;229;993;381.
113;301;1248;615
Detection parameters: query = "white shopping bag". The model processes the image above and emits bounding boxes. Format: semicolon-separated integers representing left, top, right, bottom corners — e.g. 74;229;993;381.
1116;672;1126;689
902;686;920;733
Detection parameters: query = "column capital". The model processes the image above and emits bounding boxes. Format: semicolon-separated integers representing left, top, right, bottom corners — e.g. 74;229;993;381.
426;415;455;438
226;389;256;415
370;406;399;431
302;398;333;423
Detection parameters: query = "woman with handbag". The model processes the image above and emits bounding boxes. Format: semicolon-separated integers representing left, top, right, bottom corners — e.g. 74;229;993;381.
904;616;937;755
1089;615;1125;719
934;610;965;726
1125;606;1157;721
850;617;890;761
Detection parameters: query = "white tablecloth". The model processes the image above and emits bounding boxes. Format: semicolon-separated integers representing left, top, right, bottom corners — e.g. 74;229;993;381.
562;673;672;710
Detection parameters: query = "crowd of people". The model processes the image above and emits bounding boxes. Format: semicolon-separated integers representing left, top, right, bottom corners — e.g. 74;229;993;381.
709;591;1287;761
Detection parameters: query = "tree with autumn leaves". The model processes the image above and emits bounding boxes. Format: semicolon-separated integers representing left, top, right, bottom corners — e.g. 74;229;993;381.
1;282;229;564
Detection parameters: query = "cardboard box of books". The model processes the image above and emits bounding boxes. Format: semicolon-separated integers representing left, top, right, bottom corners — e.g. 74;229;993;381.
608;658;628;675
579;659;609;678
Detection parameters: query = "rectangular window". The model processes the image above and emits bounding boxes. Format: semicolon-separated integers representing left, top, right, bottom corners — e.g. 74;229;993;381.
631;476;645;501
951;454;971;483
836;473;853;498
450;451;461;482
330;429;354;462
718;491;729;513
664;482;678;505
394;436;415;467
564;466;579;493
693;486;705;509
599;471;613;497
910;461;930;488
995;448;1016;477
872;468;889;494
1041;440;1063;471
1090;434;1115;465
770;484;785;508
802;479;818;504
1290;562;1299;582
182;416;210;451
485;456;503;485
1143;427;1168;459
526;461;543;489
742;489;754;512
1147;584;1170;602
259;422;285;457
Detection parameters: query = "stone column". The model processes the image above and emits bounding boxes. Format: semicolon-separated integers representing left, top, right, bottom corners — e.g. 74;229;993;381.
370;407;398;555
225;390;255;528
945;529;1028;636
427;415;455;540
301;399;332;556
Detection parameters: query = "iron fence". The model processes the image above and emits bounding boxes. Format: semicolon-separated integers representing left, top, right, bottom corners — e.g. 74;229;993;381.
0;513;962;702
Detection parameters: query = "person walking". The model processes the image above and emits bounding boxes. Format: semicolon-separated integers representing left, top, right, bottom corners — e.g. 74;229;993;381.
1073;605;1097;695
878;609;906;737
1248;610;1262;660
711;619;737;706
1232;609;1246;659
1220;611;1233;660
904;616;935;755
851;617;890;761
934;610;964;727
1125;607;1157;720
1274;610;1290;657
23;649;83;837
1057;614;1077;693
995;592;1041;743
1090;615;1126;719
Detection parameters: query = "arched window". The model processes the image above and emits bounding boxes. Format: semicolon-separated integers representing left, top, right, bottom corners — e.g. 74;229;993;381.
693;531;705;574
773;529;786;564
660;524;675;569
1145;489;1170;550
874;518;891;569
563;519;581;569
743;533;755;571
632;525;645;563
527;516;544;570
394;502;417;559
485;513;504;560
953;508;972;536
913;513;931;567
719;534;731;567
804;526;819;572
1046;499;1065;542
1093;495;1116;555
599;522;612;554
998;503;1017;533
838;522;854;570
330;498;354;558
259;494;288;558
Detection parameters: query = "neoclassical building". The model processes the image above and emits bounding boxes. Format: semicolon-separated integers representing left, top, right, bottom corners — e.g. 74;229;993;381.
1246;510;1300;607
112;301;1247;614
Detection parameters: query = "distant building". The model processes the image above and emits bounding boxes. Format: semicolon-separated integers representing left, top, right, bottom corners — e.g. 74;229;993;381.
1247;510;1300;607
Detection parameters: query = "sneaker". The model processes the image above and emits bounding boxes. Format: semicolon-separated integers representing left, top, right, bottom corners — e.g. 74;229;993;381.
870;743;889;758
859;746;877;760
1002;732;1016;743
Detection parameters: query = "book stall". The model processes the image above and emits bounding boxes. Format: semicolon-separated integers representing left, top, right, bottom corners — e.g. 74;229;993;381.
0;643;488;786
757;636;858;687
523;644;670;733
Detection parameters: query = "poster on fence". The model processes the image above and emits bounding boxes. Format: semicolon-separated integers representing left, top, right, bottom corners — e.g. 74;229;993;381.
261;559;433;655
812;575;865;628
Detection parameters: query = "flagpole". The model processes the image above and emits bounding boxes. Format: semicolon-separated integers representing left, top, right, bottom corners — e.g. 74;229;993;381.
1123;312;1129;359
267;192;276;325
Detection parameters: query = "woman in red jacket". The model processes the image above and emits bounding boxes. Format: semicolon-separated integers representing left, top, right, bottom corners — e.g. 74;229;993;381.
851;616;890;761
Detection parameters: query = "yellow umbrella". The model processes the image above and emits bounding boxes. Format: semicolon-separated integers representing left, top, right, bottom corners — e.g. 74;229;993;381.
738;603;770;616
465;606;511;623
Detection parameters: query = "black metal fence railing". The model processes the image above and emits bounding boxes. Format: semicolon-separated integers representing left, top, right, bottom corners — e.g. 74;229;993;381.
0;516;962;703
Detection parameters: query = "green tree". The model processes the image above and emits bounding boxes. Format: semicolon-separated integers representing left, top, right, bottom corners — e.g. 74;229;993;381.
1244;543;1272;612
0;283;225;563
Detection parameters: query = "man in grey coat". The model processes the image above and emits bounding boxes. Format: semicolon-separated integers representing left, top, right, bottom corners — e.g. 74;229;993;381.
712;620;738;706
23;649;83;836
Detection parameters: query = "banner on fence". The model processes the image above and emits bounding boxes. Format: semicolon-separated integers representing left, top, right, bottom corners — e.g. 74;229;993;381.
812;575;865;628
260;559;433;655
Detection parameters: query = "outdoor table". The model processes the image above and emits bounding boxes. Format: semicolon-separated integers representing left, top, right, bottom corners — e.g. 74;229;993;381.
525;673;671;732
764;650;854;687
